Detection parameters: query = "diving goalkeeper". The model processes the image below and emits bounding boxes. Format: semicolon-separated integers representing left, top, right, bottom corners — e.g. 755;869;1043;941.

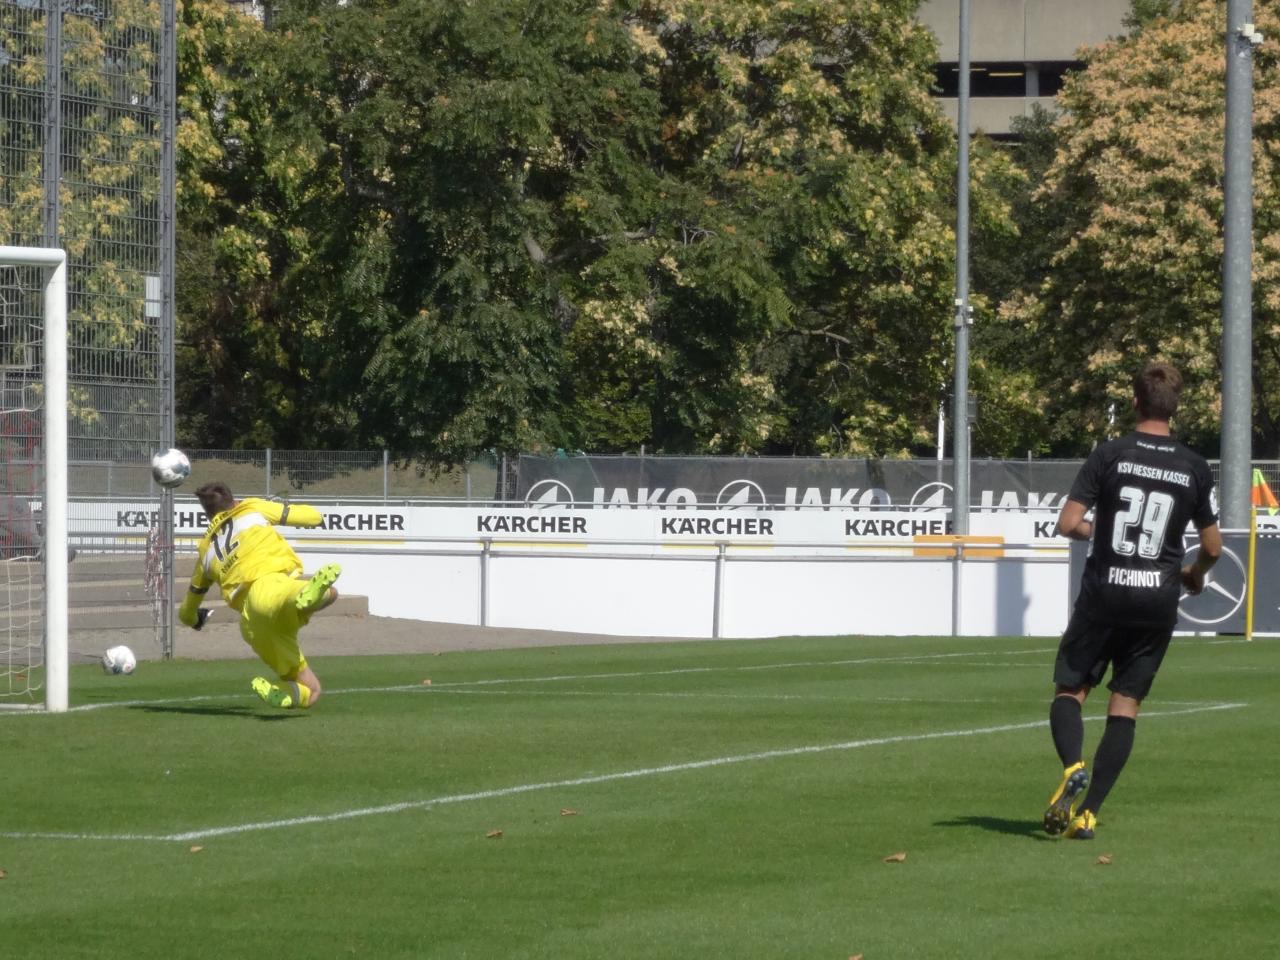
178;481;341;709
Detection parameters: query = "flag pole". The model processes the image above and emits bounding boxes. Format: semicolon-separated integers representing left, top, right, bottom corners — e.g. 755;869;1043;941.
1245;504;1257;642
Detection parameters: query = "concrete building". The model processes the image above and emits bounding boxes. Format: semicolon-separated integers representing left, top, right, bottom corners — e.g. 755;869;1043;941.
919;0;1131;135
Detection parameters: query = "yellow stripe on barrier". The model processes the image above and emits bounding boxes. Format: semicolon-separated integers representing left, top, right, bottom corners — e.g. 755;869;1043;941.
912;534;1005;559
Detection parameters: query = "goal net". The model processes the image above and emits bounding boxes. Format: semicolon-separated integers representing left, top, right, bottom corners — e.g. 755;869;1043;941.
0;246;68;712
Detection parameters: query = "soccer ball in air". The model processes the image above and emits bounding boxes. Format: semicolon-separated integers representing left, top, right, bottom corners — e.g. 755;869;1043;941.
101;645;137;676
150;448;191;488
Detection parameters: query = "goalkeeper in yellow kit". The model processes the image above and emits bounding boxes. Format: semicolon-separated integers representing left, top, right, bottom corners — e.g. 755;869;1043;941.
178;481;341;709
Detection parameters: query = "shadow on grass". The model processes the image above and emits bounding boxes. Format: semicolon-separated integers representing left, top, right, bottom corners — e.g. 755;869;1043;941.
934;815;1054;841
131;704;297;722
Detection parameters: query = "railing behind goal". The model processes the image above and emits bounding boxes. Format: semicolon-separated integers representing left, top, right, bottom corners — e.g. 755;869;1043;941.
0;246;69;712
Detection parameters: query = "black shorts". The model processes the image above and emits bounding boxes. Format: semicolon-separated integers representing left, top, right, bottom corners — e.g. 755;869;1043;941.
1052;608;1175;700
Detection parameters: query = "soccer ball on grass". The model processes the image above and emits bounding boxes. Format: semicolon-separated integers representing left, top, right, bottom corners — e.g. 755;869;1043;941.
101;645;137;676
150;448;191;488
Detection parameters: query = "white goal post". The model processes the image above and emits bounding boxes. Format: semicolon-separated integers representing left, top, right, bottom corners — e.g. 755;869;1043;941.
0;246;68;713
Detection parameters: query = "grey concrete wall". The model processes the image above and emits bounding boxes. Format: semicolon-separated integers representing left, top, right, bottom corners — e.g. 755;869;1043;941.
934;95;1059;135
920;0;1129;62
920;0;1129;133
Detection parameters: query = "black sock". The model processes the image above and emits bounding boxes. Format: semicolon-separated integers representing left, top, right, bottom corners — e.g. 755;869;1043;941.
1081;715;1136;815
1049;696;1084;767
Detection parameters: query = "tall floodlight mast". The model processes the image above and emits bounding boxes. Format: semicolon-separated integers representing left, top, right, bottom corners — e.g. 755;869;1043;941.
1221;1;1260;527
952;0;973;534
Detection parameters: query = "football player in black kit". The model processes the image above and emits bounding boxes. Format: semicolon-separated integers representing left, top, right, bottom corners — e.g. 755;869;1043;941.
1044;362;1222;839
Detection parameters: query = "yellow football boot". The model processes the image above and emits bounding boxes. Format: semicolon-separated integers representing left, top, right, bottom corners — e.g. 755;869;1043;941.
295;563;342;614
1043;760;1090;835
251;676;293;709
1065;809;1097;840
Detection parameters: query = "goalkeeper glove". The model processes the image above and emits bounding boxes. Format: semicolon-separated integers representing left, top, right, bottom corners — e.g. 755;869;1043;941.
193;607;213;631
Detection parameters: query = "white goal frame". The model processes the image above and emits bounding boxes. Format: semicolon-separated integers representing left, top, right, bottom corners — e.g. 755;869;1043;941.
0;246;68;713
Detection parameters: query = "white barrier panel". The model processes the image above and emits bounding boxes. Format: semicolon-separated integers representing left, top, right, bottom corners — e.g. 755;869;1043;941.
75;499;1066;550
71;500;1072;638
280;544;1070;638
71;499;1262;639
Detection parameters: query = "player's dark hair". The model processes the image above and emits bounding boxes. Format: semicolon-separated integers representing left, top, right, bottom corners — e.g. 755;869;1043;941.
195;481;234;516
1133;361;1182;421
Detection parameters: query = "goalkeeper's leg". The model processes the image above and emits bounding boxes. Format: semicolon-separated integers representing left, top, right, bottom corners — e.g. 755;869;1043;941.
242;574;323;708
296;563;341;620
252;664;321;709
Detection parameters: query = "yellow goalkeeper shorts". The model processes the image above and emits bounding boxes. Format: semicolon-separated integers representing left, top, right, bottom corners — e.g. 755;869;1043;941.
239;572;310;680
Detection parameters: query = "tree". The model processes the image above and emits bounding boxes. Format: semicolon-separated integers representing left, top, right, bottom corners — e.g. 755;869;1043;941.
2;0;170;456
968;106;1069;458
175;0;1006;461
996;0;1280;456
563;0;975;456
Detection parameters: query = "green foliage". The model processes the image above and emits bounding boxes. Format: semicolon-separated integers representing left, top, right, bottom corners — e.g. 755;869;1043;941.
995;0;1280;456
1123;0;1187;32
968;107;1064;457
2;0;167;447
175;0;975;459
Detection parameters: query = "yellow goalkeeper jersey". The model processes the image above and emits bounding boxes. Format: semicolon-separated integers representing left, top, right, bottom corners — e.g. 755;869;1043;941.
178;498;322;622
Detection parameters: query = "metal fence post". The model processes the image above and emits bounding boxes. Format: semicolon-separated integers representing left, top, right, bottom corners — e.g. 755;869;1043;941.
479;539;491;626
265;447;272;496
712;542;726;638
951;541;963;637
383;449;389;501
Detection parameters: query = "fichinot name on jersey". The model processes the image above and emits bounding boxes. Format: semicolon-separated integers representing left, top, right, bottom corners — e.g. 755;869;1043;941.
1106;567;1162;588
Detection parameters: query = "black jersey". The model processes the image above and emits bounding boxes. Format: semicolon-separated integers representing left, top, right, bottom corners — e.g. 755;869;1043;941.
1070;431;1218;626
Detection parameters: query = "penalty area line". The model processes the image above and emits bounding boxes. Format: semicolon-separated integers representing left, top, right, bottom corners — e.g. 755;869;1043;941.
0;701;1245;844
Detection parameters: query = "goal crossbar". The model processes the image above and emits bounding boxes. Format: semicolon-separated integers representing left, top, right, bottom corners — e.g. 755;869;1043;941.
0;246;68;713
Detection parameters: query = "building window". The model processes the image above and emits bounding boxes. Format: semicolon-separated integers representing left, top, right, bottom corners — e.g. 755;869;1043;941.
1035;62;1081;97
933;61;1083;98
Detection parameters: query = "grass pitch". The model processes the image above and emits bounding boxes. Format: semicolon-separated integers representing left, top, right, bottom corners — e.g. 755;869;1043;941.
2;634;1277;959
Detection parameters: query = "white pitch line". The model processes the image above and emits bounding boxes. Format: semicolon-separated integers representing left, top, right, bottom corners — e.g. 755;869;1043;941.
422;689;1059;705
424;689;1230;708
0;702;1244;844
23;646;1051;716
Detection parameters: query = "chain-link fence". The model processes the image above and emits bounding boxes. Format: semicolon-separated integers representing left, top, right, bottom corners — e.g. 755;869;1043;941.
51;451;1280;503
1;0;175;689
62;450;506;500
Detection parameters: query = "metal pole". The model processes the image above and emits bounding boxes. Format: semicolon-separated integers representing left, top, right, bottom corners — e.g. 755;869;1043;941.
952;0;973;535
42;0;62;248
383;449;389;501
479;540;491;626
1221;1;1258;528
160;0;177;659
950;541;962;638
712;543;726;638
937;401;945;462
265;447;272;496
44;254;68;712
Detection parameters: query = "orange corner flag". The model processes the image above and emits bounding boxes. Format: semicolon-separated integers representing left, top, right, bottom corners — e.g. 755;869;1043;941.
1252;468;1279;515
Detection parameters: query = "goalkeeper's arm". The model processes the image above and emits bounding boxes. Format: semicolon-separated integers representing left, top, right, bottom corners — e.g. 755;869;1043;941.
258;500;323;529
177;558;213;629
177;584;213;629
